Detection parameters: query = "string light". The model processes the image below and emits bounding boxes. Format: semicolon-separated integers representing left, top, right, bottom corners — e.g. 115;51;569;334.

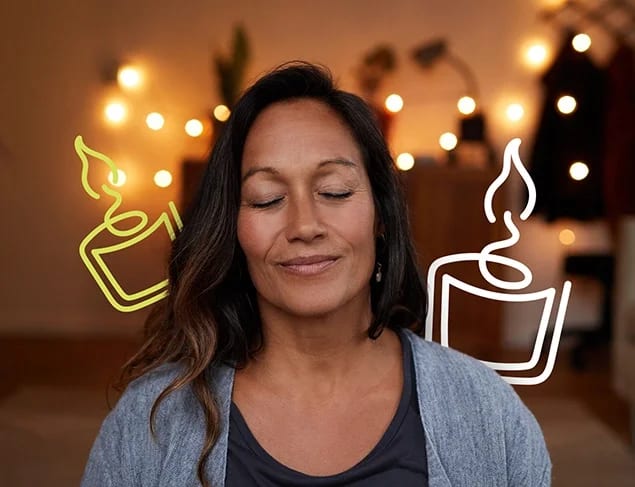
185;119;204;137
213;105;231;122
107;169;127;187
104;102;127;124
439;132;458;151
569;161;589;181
146;112;165;130
385;94;404;113
396;152;415;171
559;229;576;246
117;66;142;90
457;96;476;115
524;43;548;68
154;170;173;188
506;103;525;122
542;0;567;8
572;33;591;52
556;95;577;114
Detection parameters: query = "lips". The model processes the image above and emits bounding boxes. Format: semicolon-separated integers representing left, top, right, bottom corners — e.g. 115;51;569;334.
278;255;339;275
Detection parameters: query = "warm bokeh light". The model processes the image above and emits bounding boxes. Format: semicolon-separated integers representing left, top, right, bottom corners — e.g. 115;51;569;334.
572;33;591;52
107;169;127;187
542;0;567;8
104;102;127;124
557;95;577;114
439;132;458;151
506;103;525;122
154;169;173;188
213;104;231;122
385;94;404;113
185;119;204;137
525;43;548;68
457;96;476;115
559;228;576;246
146;112;165;130
569;161;589;181
117;66;142;89
395;152;415;171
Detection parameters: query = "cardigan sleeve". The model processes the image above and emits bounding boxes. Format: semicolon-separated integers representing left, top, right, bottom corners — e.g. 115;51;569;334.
81;404;136;487
501;384;552;486
80;364;184;487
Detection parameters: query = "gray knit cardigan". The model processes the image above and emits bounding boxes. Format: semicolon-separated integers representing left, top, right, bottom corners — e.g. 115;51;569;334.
81;329;551;486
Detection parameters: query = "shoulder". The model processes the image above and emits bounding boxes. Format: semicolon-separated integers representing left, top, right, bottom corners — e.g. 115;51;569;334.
403;328;516;398
115;362;188;419
402;329;551;484
82;362;233;486
113;361;233;428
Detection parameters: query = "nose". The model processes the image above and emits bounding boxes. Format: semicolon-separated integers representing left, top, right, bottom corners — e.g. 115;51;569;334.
285;192;326;242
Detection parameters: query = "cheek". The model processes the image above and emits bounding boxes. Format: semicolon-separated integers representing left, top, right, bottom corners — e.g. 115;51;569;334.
237;211;270;263
332;197;376;255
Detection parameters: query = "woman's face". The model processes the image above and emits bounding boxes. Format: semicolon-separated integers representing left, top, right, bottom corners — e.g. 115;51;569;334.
237;98;377;319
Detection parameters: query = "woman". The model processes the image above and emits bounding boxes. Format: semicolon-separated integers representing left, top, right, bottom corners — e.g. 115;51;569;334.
82;62;550;486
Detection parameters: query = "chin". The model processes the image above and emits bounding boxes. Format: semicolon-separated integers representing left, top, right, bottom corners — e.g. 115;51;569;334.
263;283;369;319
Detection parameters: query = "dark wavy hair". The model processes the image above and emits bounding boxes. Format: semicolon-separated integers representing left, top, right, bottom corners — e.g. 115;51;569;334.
120;61;426;487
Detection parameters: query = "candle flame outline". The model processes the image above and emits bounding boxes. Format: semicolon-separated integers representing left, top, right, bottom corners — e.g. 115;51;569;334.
479;138;535;289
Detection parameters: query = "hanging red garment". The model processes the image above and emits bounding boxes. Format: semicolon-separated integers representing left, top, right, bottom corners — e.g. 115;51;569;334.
603;43;635;230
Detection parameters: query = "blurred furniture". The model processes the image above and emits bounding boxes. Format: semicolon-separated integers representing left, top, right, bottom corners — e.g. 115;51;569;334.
403;164;506;361
562;253;615;369
613;216;635;446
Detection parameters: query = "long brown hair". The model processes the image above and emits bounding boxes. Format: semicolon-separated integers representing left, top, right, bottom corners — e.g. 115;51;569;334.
119;62;426;486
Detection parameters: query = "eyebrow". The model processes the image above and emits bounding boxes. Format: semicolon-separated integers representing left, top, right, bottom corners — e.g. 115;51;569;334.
241;157;358;183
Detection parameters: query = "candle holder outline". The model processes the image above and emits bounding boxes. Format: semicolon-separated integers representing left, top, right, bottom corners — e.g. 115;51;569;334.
75;136;183;312
424;138;572;385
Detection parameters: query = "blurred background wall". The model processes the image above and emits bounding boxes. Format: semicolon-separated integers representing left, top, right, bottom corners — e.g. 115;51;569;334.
0;0;620;344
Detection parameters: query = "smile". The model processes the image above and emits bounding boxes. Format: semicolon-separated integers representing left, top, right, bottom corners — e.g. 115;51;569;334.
278;256;339;276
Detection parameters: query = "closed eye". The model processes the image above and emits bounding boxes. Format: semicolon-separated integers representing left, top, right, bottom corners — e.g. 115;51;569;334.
320;191;353;199
250;197;284;208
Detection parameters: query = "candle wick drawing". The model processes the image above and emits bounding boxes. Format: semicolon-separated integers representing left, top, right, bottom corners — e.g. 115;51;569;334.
425;138;572;385
75;135;183;312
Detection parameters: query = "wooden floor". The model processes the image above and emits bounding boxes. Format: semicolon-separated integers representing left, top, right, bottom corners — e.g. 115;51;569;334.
0;333;631;445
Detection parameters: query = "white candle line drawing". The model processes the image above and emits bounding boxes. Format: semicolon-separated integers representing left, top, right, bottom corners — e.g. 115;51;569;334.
424;138;572;386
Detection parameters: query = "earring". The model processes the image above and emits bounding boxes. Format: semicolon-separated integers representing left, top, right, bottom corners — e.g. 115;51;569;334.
375;262;383;283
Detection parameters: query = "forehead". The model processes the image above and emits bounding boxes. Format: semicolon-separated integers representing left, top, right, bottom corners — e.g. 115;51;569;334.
241;98;364;173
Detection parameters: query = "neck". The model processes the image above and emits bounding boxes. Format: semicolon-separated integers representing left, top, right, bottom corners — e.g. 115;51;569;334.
246;292;395;399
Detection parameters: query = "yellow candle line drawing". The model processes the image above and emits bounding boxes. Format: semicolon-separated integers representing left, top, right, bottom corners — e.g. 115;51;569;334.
424;138;572;386
75;136;183;312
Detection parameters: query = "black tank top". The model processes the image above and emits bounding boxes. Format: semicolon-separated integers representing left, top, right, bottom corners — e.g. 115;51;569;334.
225;329;428;486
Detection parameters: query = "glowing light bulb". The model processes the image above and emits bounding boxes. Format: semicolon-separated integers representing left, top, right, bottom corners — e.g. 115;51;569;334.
506;103;524;122
146;112;165;130
107;169;127;187
396;153;415;171
557;95;577;115
569;161;589;181
525;43;548;68
439;132;458;151
457;96;476;115
154;169;173;188
213;105;231;122
117;66;142;89
104;102;127;124
185;119;204;137
559;229;576;246
543;0;567;8
572;33;591;52
385;94;404;113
